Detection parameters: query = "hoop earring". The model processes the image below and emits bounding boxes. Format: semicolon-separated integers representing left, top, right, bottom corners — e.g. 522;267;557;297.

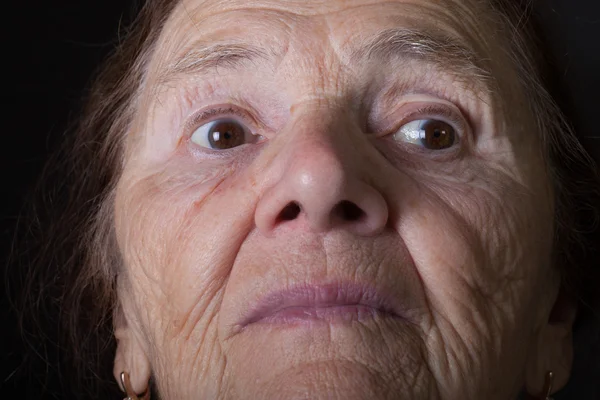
541;371;554;400
120;371;150;400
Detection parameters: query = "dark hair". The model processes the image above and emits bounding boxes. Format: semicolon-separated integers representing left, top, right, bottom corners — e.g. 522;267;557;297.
10;1;177;397
9;0;600;398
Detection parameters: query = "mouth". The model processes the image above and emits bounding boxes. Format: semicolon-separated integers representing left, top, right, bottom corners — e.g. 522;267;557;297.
239;282;402;329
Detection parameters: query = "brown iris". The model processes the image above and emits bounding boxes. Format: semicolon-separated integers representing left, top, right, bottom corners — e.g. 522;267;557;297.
207;120;246;150
420;120;455;150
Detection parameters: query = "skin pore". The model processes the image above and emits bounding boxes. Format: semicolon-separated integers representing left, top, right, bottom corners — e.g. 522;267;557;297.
112;0;577;398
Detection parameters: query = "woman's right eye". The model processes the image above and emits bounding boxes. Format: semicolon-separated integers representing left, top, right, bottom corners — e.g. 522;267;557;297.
190;119;258;150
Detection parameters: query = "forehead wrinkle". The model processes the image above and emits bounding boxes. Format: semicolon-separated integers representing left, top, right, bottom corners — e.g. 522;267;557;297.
182;0;426;17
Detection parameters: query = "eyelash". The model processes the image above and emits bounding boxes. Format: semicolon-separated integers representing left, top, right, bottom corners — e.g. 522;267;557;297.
187;106;254;134
393;104;466;136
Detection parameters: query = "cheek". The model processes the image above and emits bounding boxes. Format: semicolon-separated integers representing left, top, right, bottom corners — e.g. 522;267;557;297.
114;163;258;341
385;151;553;305
392;162;553;377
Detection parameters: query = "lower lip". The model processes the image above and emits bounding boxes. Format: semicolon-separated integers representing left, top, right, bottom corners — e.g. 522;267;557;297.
250;305;391;325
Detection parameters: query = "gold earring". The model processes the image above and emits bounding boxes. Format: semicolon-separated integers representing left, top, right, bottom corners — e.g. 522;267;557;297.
120;371;150;400
541;371;554;400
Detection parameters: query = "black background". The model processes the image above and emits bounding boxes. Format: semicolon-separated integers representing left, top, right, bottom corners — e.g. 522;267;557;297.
2;0;599;399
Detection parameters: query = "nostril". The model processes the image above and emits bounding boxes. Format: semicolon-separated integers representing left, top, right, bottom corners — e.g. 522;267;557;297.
277;202;301;222
334;200;364;222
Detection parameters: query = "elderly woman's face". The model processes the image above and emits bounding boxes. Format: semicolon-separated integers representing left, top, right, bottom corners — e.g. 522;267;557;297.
113;0;575;398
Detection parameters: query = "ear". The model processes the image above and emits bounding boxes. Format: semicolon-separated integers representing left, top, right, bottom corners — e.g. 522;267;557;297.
113;302;152;395
525;288;577;397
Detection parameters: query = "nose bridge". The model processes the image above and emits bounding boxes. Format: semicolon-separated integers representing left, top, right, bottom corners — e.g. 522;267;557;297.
254;104;389;236
286;106;359;180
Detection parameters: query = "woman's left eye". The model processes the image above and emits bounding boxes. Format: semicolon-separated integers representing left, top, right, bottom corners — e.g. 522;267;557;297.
393;119;457;150
190;118;258;150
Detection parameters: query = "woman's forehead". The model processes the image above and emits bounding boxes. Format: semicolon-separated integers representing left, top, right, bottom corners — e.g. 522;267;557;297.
157;0;495;67
145;0;505;109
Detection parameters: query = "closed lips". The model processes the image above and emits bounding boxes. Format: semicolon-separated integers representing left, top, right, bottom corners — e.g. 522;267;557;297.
238;282;403;329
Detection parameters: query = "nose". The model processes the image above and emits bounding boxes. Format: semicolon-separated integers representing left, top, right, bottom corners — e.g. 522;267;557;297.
254;112;389;237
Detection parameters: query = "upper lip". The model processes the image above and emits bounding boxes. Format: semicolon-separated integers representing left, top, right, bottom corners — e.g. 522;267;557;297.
238;281;401;328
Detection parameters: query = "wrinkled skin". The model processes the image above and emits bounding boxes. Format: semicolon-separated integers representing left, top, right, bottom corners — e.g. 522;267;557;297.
112;0;577;399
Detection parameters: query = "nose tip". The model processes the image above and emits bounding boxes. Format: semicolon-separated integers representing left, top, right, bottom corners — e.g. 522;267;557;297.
254;147;389;236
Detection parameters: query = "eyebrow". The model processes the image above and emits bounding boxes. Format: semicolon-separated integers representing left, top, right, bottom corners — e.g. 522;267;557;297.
158;42;269;85
158;27;493;93
353;28;492;90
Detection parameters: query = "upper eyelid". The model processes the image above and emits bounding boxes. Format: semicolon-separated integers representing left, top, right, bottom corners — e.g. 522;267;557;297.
407;105;466;133
374;103;469;137
184;106;259;137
